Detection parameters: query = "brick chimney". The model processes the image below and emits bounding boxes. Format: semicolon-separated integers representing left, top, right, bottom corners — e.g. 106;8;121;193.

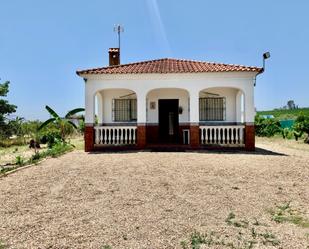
108;48;120;66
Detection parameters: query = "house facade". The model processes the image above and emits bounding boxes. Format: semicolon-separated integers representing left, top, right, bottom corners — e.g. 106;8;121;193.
77;48;263;152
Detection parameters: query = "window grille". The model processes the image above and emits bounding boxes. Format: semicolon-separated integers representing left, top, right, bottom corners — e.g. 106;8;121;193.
113;99;137;122
199;97;226;121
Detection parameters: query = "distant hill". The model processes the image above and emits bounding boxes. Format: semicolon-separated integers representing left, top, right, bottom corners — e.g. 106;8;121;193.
257;108;309;120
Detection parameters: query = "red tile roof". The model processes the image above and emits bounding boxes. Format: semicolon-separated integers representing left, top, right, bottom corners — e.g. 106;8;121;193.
76;58;262;75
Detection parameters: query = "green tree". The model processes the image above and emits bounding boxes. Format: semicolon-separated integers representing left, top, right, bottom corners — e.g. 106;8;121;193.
38;105;84;142
0;81;17;138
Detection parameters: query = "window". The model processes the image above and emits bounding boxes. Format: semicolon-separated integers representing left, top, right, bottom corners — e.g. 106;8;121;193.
113;99;137;122
199;97;226;121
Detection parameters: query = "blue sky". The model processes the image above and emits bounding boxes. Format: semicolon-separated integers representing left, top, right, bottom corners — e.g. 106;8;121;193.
1;0;308;120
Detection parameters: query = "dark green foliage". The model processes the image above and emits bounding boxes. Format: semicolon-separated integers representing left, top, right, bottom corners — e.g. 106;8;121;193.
0;81;17;139
30;152;41;163
294;115;309;143
255;116;282;137
40;130;62;148
0;81;17;121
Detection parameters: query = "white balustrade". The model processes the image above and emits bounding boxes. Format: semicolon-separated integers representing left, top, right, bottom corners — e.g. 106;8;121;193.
200;125;245;146
94;126;137;145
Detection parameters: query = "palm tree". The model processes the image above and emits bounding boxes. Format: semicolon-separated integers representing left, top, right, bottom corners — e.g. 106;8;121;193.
38;106;84;142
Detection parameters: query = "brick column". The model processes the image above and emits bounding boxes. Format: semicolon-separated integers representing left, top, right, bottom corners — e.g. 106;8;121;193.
245;124;255;151
84;125;94;152
137;125;146;149
190;124;200;148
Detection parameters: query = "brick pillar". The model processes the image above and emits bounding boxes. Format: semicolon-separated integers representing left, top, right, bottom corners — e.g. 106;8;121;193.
84;125;94;152
245;124;255;151
137;125;146;149
190;124;200;148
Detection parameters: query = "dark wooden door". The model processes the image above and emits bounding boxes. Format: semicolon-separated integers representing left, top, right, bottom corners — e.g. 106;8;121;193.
158;99;179;143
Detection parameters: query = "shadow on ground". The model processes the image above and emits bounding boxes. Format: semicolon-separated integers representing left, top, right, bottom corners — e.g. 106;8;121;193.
89;147;287;156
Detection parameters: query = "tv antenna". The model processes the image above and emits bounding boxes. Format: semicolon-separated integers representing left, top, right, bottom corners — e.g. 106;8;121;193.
113;24;124;50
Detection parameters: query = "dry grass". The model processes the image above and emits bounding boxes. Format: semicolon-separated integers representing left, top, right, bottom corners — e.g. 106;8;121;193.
0;136;83;166
0;138;308;248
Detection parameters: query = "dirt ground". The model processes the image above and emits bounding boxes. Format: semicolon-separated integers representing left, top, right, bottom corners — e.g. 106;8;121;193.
0;138;309;248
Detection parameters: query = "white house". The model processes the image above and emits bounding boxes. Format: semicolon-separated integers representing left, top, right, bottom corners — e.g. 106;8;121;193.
77;48;262;152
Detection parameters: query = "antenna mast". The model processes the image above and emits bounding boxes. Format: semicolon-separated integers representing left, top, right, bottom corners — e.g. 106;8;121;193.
113;24;124;51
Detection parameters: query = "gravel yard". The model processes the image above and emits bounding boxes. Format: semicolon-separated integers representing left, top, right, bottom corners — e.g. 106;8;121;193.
0;139;309;248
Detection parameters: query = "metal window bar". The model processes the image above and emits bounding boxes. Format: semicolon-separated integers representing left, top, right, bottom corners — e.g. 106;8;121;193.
113;99;137;122
199;97;226;121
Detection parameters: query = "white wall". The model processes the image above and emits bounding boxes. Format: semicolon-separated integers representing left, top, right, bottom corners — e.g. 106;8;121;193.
147;88;189;123
83;72;257;124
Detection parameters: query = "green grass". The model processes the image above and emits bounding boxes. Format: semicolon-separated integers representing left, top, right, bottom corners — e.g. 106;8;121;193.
257;107;309;120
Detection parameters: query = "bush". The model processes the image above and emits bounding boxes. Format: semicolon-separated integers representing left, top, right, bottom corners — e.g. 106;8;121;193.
281;128;293;139
294;115;309;143
255;116;282;137
30;152;42;163
26;142;73;165
46;142;73;157
40;130;62;148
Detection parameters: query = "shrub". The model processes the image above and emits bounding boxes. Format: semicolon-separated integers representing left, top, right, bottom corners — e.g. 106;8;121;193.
294;115;309;143
292;129;303;141
281;128;293;139
40;130;62;148
30;152;42;163
45;142;74;158
255;116;282;137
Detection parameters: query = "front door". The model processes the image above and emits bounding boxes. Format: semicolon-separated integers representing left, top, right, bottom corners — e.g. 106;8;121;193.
158;99;179;143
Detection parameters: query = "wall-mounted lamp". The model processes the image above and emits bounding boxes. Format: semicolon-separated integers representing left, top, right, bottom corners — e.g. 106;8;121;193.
178;106;183;114
263;52;271;71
